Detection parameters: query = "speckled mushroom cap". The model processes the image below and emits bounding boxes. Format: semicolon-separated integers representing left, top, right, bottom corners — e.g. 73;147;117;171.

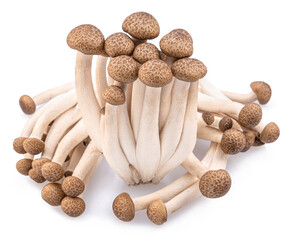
16;158;32;175
202;112;214;125
32;158;50;176
122;12;160;40
133;43;160;64
29;169;46;183
138;59;173;87
23;138;45;155
147;200;167;225
67;24;105;55
102;85;126;105
41;162;65;182
19;95;36;115
238;103;262;128
171;29;193;43
104;32;135;57
62;176;85;197
171;58;207;82
112;193;135;222
219;116;233;132
250;81;272;104
13;137;27;154
61;196;85;217
108;55;139;83
160;30;193;58
199;169;231;198
260;122;280;143
41;183;65;206
220;129;246;154
241;131;256;152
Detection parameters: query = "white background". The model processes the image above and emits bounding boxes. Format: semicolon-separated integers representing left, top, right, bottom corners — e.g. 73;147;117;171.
1;0;286;239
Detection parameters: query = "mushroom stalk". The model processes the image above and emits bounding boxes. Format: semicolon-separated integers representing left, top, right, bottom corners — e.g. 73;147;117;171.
95;55;108;108
19;82;74;114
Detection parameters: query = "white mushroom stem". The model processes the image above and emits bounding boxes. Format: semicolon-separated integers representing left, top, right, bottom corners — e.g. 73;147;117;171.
126;82;133;119
41;106;81;159
130;80;146;141
31;82;75;106
75;52;102;151
65;142;87;174
136;86;161;182
51;120;88;166
153;81;199;183
220;90;257;104
159;78;175;131
29;91;77;141
72;142;102;180
104;102;136;185
95;55;108;108
199;78;231;100
160;79;190;165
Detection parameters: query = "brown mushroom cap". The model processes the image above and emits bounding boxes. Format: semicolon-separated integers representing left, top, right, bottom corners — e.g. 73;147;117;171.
238;103;262;128
104;32;135;57
160;30;193;58
61;196;85;217
220;129;246;154
241;131;256;152
13;137;27;154
112;193;135;222
102;85;126;105
138;59;173;87
253;136;265;146
260;122;280;143
147;200;167;225
202;112;214;125
23;138;45;155
41;183;65;206
16;158;33;175
19;95;36;115
219;116;233;132
32;158;50;176
67;24;105;55
171;58;207;82
199;169;231;198
133;43;160;64
41;162;65;182
250;81;272;104
122;12;160;40
108;55;139;83
28;169;46;183
62;176;85;197
171;29;193;43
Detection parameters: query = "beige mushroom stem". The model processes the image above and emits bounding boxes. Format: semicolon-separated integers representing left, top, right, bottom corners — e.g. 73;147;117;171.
16;153;34;176
153;81;198;183
22;91;77;155
61;152;104;217
136;86;161;182
147;144;229;225
95;55;108;108
112;143;217;222
131;80;146;141
104;101;137;185
75;52;102;151
62;142;102;197
19;82;74;114
126;82;133;119
160;79;190;164
41;119;88;182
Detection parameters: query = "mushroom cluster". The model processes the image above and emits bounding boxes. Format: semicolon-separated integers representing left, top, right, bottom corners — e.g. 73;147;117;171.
13;12;280;223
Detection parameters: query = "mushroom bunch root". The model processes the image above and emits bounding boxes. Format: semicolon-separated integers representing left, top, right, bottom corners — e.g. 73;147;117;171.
13;11;280;223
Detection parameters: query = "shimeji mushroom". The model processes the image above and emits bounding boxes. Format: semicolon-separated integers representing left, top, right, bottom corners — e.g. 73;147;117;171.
158;29;193;131
19;82;74;114
147;145;229;225
112;143;218;222
22;91;77;155
160;58;207;168
202;112;215;126
41;119;88;182
137;59;173;182
16;153;34;175
32;106;82;176
61;152;104;217
62;141;102;197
